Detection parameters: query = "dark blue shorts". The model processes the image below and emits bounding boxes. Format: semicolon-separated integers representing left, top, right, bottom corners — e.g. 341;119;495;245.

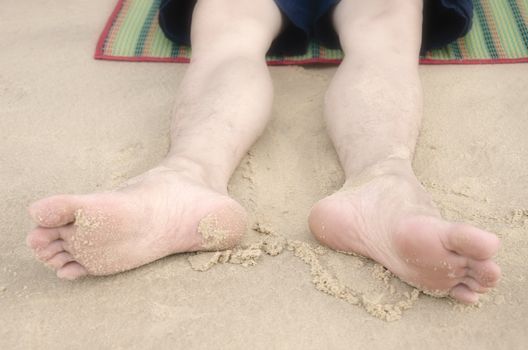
159;0;474;56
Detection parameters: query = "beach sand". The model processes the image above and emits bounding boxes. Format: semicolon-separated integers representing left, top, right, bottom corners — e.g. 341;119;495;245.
1;0;527;348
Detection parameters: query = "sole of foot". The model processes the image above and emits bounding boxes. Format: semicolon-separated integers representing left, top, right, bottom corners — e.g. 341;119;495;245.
26;167;246;280
308;173;501;304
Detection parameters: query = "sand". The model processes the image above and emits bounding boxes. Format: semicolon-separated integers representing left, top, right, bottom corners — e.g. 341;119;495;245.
1;0;528;348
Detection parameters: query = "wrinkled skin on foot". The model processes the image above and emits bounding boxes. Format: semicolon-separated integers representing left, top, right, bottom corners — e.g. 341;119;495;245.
309;174;501;304
26;167;246;279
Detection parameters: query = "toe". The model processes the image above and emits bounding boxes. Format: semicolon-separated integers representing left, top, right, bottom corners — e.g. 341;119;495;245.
443;224;500;260
28;195;81;228
26;227;60;250
445;263;468;279
34;240;65;261
57;262;88;280
450;284;480;304
56;224;76;244
468;260;501;288
46;252;75;270
461;277;490;294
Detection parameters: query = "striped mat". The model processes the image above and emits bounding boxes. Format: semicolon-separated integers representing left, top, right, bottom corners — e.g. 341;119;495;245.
96;0;528;65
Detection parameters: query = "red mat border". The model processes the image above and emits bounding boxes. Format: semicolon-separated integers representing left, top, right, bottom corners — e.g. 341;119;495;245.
95;0;528;65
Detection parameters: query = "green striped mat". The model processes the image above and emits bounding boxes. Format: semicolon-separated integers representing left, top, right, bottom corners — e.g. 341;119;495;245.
95;0;528;64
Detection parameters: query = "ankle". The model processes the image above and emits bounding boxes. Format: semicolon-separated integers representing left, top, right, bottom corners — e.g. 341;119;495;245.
344;157;415;188
159;156;228;194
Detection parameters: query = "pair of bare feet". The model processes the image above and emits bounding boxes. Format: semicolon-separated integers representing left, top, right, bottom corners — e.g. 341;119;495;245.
26;161;501;304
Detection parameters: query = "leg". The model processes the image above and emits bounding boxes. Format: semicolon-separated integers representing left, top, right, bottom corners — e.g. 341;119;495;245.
308;0;500;303
26;0;283;279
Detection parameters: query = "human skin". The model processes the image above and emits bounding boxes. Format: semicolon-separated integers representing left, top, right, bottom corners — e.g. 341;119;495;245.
26;0;282;278
308;0;500;303
26;0;500;304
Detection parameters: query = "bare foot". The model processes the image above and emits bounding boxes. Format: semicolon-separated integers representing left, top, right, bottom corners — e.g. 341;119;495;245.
26;166;246;280
308;167;501;304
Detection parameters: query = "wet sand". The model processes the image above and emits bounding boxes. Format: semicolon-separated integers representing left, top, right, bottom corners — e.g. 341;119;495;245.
1;0;527;348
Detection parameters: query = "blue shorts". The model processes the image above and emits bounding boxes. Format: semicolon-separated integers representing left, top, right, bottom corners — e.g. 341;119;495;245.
159;0;474;56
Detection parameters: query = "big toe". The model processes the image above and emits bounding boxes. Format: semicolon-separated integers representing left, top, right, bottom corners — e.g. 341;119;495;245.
443;224;500;260
29;195;81;227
